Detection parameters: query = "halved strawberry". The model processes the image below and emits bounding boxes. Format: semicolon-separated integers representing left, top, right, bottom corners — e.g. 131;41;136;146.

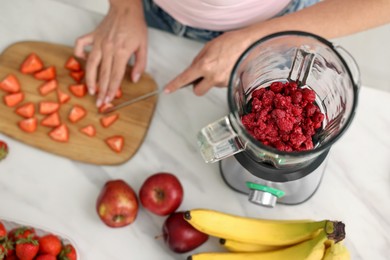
69;84;87;97
80;125;96;137
49;124;69;142
68;105;86;123
70;70;85;83
4;92;24;107
18;117;38;133
98;103;113;114
41;112;61;127
0;74;21;93
20;53;44;74
105;135;124;153
15;102;35;118
39;79;58;96
100;114;119;128
57;89;71;104
34;66;56;80
65;56;81;71
39;101;60;115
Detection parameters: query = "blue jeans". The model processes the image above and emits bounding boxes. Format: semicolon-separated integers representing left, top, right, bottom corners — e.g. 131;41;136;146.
142;0;321;42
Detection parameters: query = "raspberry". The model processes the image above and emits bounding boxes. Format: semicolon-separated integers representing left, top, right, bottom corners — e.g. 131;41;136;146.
292;106;303;116
312;111;325;123
291;90;303;104
271;109;286;119
270;82;284;93
252;88;266;99
261;91;275;107
252;98;263;112
276;118;294;132
302;88;316;102
305;103;317;117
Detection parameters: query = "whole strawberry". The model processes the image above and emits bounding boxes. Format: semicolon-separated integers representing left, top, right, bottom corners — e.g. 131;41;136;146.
0;221;6;239
15;236;39;260
35;254;56;260
58;244;76;260
38;234;61;256
0;238;14;258
0;141;8;161
8;227;35;241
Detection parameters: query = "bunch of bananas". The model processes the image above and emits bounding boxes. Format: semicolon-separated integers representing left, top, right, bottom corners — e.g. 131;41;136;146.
184;209;349;260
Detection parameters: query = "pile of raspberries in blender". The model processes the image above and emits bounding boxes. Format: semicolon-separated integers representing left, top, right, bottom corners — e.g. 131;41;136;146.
241;81;324;152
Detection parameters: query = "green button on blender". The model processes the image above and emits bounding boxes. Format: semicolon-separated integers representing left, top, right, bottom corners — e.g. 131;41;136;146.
246;182;285;198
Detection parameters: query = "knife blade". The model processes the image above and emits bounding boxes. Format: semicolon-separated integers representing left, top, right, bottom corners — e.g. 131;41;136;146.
102;77;203;114
103;89;160;114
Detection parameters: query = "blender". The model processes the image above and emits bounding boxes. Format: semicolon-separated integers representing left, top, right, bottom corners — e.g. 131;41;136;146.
197;31;360;207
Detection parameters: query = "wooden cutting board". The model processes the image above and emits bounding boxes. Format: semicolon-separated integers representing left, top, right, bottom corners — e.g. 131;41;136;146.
0;41;158;165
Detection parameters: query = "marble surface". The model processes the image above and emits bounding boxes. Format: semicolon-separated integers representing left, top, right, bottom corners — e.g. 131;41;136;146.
0;0;389;259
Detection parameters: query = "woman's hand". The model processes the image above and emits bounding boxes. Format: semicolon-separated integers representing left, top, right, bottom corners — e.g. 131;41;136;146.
164;29;254;96
74;0;147;107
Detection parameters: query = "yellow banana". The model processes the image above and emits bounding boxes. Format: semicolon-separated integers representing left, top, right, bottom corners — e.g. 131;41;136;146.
322;241;350;260
189;229;329;260
184;209;345;246
219;238;285;253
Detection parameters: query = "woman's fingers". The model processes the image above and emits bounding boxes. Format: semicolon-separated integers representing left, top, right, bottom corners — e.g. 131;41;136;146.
131;44;147;83
96;44;115;107
74;34;94;60
106;50;133;102
164;66;203;94
85;48;102;97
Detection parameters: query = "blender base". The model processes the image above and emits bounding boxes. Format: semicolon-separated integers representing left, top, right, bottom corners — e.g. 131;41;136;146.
219;151;329;206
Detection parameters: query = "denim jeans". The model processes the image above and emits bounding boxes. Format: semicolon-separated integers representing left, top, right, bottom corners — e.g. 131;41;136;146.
142;0;321;42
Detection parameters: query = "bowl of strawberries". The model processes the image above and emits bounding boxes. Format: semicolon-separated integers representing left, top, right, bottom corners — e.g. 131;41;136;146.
0;218;78;260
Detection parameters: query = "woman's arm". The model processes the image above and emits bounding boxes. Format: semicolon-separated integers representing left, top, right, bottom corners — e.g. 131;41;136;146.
164;0;390;95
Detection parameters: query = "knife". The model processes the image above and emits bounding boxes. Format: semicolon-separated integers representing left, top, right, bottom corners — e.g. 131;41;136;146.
102;77;203;114
103;89;160;114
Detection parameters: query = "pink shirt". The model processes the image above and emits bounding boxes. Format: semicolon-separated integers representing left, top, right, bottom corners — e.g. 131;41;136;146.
154;0;292;31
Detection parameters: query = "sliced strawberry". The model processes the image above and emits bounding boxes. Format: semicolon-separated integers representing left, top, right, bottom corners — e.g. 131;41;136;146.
39;79;58;96
41;112;61;127
4;92;24;107
34;66;56;80
18;117;38;133
80;125;96;137
100;114;119;128
15;102;35;118
20;53;44;74
0;74;21;93
105;135;124;153
68;105;86;123
70;70;85;83
39;101;60;115
49;124;69;142
98;103;113;114
65;56;81;71
57;89;71;104
115;88;123;99
69;84;87;97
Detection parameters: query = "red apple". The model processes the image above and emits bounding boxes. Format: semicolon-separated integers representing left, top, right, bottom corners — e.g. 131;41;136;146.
139;172;183;216
96;179;139;227
163;211;209;253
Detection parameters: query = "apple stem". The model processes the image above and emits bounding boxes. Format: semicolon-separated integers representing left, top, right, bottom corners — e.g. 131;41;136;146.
154;234;164;240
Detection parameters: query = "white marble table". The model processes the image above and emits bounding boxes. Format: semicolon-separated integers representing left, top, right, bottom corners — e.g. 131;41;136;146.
0;0;389;259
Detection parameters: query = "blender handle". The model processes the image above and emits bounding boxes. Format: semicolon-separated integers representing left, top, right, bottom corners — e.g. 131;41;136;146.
334;44;362;89
197;115;245;163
